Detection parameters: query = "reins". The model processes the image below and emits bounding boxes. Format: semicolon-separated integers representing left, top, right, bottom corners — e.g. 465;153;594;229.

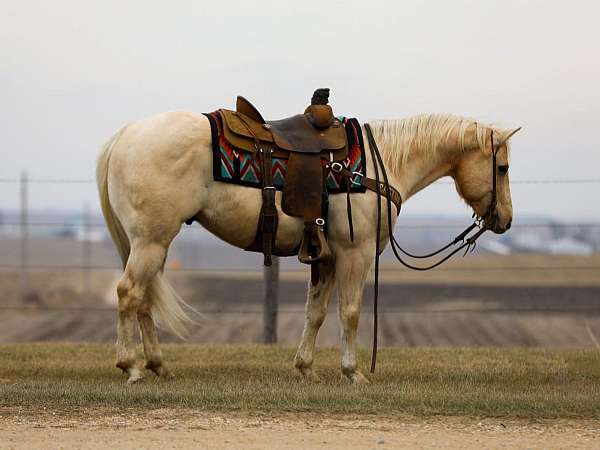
363;124;500;372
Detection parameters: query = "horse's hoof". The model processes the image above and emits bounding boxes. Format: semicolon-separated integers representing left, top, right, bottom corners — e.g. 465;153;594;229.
147;362;175;381
348;371;370;385
156;366;175;381
126;367;144;385
299;367;321;383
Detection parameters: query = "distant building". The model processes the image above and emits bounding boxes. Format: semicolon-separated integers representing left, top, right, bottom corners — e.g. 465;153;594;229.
548;236;594;255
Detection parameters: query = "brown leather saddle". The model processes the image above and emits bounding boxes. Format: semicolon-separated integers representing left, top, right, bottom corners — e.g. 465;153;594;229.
218;89;349;275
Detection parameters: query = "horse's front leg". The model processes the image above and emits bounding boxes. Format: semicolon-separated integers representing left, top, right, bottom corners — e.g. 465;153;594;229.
293;262;335;382
335;247;372;384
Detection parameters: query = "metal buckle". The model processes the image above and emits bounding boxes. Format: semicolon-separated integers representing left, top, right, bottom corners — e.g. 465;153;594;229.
330;162;343;173
263;186;276;190
315;218;325;226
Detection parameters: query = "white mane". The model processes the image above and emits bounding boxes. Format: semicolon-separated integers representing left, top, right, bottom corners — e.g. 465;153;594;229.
368;114;504;176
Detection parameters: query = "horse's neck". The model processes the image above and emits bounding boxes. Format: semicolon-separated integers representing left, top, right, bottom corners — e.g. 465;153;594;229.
398;154;453;201
381;124;478;201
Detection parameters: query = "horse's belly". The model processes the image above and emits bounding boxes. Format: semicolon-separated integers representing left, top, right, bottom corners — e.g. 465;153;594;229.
195;183;305;253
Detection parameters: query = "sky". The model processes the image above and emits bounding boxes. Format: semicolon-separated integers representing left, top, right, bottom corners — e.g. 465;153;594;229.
0;0;599;221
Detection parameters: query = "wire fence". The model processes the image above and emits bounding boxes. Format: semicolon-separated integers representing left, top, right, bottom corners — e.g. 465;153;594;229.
1;174;599;327
1;174;598;275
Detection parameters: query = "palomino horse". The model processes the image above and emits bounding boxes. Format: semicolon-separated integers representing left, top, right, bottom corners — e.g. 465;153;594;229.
97;111;519;384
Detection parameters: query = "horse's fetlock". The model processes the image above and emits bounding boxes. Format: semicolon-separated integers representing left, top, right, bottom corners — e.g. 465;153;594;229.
145;360;163;372
341;362;357;377
116;360;135;372
144;358;173;379
294;355;312;370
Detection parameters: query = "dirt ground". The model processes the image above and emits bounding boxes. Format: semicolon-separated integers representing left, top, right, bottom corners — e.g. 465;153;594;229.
1;408;598;450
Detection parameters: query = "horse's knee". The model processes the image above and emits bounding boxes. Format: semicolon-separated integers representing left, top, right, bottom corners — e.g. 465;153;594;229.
340;305;360;330
311;314;326;329
307;305;327;328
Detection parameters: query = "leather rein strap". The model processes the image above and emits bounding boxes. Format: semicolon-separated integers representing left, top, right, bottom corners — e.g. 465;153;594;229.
363;124;500;373
329;162;402;213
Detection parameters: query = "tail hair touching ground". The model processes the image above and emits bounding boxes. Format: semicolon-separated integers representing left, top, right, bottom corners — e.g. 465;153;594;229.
96;126;197;339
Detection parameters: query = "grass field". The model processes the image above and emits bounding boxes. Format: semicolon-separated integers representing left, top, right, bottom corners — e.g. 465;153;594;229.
1;343;600;419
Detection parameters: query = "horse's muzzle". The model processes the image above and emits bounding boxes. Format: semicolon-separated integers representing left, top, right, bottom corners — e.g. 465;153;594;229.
484;212;511;234
490;218;511;234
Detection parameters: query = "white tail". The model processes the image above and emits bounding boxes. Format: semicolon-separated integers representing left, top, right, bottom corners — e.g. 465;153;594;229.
96;127;193;338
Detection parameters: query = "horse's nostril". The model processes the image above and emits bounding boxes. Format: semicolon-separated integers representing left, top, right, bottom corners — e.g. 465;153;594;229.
506;219;512;230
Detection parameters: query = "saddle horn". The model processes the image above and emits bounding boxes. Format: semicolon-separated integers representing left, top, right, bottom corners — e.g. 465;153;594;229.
305;88;334;130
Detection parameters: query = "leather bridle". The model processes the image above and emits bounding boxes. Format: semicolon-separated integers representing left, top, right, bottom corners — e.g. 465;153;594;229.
364;124;502;372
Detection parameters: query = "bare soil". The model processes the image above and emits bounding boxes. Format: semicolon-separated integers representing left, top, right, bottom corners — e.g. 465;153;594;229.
1;408;599;450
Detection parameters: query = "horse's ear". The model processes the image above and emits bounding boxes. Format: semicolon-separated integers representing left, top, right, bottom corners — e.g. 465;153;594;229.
502;126;522;142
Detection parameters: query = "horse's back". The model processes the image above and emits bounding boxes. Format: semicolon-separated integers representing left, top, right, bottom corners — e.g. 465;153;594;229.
117;110;211;158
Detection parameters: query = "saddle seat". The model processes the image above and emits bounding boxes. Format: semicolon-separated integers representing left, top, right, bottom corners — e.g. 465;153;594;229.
217;89;349;275
219;97;347;159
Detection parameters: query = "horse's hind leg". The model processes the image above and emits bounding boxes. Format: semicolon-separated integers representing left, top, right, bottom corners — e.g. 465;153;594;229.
293;262;335;382
137;296;173;380
115;241;167;384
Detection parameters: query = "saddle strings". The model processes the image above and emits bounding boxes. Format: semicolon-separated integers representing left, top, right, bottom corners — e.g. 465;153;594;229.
363;125;496;372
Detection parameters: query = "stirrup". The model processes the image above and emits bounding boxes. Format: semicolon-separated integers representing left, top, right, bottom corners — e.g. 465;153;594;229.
298;218;333;265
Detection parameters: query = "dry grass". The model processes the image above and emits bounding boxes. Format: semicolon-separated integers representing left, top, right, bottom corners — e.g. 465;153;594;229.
1;343;600;418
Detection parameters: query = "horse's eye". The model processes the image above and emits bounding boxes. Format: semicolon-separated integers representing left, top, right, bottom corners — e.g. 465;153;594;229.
498;165;509;175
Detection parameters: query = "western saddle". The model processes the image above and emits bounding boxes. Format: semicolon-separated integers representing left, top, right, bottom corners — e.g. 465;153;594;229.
218;89;348;278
